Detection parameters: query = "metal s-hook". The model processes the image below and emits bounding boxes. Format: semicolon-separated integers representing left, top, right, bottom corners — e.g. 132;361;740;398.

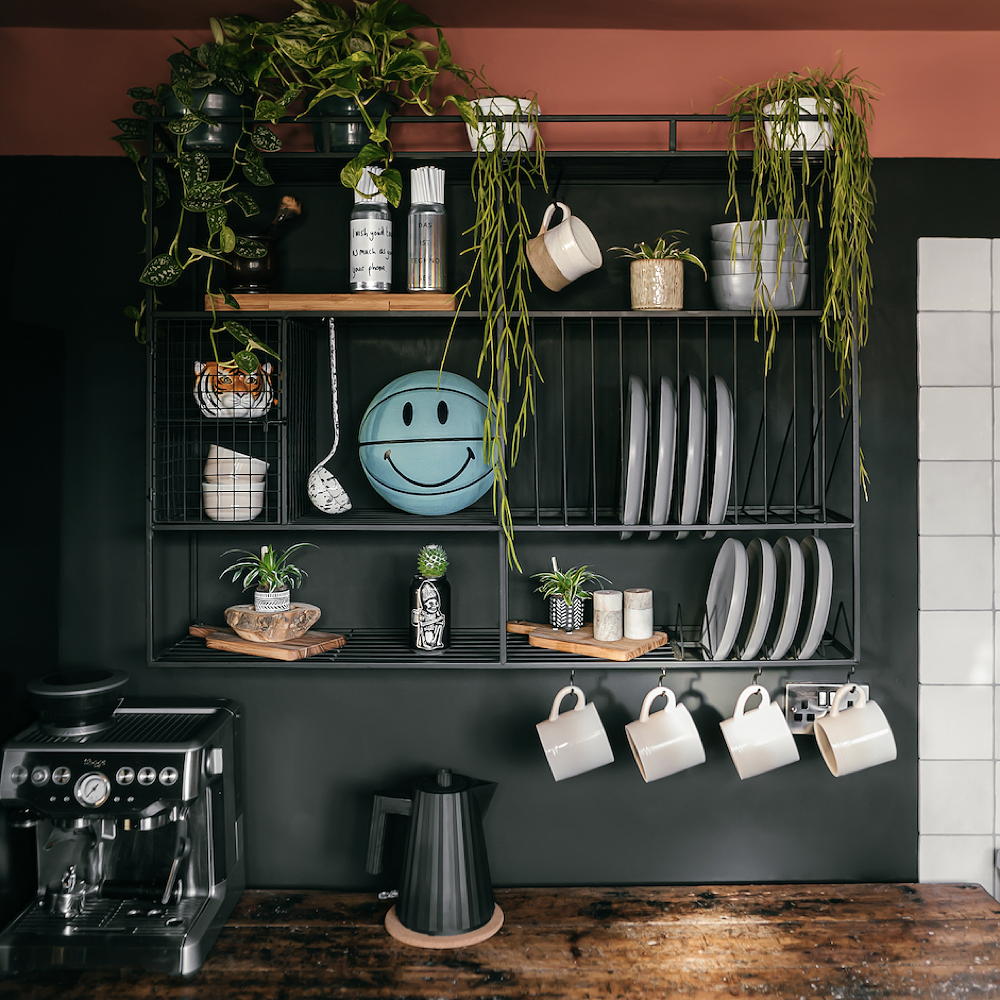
568;667;576;689
751;665;764;687
845;663;857;694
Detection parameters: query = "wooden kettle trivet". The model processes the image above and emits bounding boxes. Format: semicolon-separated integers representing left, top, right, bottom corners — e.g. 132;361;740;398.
188;623;346;662
506;621;668;662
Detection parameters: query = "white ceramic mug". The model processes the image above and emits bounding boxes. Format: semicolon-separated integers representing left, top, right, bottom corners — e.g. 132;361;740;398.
536;685;614;782
813;684;897;777
720;684;800;780
625;687;705;783
527;202;602;292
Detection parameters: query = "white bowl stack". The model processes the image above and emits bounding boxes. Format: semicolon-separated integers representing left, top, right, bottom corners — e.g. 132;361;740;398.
202;444;268;521
708;220;809;311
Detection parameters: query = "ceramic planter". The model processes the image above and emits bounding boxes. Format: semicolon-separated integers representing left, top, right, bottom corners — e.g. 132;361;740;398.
630;259;683;310
162;86;243;151
763;98;836;152
410;575;451;653
312;93;396;153
549;596;584;632
465;97;537;153
254;587;290;613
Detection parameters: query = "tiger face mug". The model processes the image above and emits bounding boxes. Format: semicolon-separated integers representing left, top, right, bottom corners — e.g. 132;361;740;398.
536;685;614;782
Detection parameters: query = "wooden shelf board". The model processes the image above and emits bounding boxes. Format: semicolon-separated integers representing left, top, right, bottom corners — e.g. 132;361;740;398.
205;293;455;312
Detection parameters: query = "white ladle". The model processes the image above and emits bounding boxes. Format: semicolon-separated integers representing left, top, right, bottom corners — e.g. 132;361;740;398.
307;317;352;514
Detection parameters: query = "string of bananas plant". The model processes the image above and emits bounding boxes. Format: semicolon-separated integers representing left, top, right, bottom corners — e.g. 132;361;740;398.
442;97;547;571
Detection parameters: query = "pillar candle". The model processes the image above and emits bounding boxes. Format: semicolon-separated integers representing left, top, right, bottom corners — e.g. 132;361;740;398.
593;590;623;642
624;588;653;640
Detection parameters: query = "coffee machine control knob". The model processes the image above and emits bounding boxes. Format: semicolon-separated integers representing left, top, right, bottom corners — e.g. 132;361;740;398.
73;772;111;809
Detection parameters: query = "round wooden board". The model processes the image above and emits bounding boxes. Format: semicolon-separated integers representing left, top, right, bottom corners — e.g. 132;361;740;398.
384;904;504;949
224;603;321;643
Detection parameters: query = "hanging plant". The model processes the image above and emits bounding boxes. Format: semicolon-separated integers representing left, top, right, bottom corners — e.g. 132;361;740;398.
725;65;875;411
443;96;547;570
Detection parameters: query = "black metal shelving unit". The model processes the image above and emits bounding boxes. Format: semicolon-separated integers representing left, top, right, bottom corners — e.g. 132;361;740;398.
144;113;860;671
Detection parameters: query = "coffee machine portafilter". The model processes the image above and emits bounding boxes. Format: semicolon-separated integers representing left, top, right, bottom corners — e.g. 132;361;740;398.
0;686;244;977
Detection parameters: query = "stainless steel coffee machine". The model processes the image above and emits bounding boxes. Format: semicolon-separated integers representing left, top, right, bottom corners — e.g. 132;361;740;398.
0;675;244;976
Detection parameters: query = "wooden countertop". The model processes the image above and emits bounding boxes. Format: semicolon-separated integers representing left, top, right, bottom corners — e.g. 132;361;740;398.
2;884;999;998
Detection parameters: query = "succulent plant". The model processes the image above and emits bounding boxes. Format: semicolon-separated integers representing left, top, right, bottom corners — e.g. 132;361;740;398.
417;544;449;578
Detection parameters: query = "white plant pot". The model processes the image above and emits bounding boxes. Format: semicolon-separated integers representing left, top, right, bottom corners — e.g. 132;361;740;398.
763;98;836;152
466;97;537;153
254;588;290;613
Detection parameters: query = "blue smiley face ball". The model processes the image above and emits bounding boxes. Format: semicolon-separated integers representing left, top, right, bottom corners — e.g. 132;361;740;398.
358;371;493;516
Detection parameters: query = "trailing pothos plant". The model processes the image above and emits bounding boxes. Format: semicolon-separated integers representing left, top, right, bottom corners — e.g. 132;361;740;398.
113;39;282;372
725;65;875;416
442;96;547;571
214;0;486;206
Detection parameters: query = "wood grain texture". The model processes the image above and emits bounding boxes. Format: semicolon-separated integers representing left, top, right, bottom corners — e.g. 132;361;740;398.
224;603;321;643
506;621;668;661
2;885;998;999
204;293;455;312
187;624;346;661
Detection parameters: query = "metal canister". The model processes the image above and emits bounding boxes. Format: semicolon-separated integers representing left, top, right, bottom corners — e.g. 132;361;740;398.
350;167;392;292
407;202;446;292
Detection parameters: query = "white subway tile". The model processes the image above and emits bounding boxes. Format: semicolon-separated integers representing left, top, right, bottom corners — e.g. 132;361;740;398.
919;461;992;535
996;539;1000;609
919;611;993;684
918;238;992;311
993;239;1000;312
919;388;992;460
919;537;994;610
918;312;992;386
996;612;1000;685
919;685;994;759
995;764;1000;835
995;464;1000;534
919;835;996;889
995;687;1000;759
994;314;1000;385
994;838;1000;902
920;760;995;834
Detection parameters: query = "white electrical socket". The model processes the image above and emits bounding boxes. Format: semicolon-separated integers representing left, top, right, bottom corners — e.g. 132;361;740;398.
784;682;869;736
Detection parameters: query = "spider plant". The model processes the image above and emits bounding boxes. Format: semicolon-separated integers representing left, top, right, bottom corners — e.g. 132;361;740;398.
220;542;316;592
442;95;547;572
532;559;610;606
609;230;707;276
725;64;875;411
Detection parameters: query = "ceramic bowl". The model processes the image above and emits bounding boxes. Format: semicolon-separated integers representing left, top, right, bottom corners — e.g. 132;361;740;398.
204;444;269;480
710;219;809;244
711;258;808;276
710;272;809;311
204;472;267;485
202;480;265;521
710;239;807;263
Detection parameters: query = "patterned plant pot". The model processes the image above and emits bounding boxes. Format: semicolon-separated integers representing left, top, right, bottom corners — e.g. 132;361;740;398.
549;597;584;632
254;588;290;613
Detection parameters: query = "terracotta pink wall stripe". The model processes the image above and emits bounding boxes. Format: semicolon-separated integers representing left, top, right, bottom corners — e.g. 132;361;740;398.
2;27;999;157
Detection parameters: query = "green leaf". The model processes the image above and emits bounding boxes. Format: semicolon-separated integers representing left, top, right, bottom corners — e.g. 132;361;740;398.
250;125;281;152
223;320;254;345
167;115;201;136
241;157;274;188
171;82;195;110
176;151;210;188
254;98;287;122
186;71;215;90
113;118;147;139
221;289;240;309
132;100;155;118
218;72;245;96
340;142;388;192
207;205;227;236
371;168;402;207
229;190;260;217
220;226;237;253
182;180;226;212
139;253;183;287
127;86;155;100
234;237;268;259
152;166;169;209
233;350;259;373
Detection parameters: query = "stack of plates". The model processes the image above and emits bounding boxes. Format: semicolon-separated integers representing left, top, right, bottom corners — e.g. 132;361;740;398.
699;535;834;661
618;373;734;540
708;220;809;311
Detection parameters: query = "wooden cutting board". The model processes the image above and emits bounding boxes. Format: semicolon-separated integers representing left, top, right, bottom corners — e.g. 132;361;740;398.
506;621;668;662
204;293;455;312
188;624;346;661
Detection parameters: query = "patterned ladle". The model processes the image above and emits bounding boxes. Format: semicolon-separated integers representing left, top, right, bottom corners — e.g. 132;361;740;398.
307;318;352;514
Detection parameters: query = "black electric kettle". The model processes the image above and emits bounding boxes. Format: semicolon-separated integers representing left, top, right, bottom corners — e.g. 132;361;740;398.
366;768;503;946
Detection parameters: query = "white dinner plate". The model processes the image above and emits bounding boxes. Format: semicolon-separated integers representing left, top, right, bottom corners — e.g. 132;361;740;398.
764;536;805;660
700;538;749;661
736;537;776;660
619;375;648;540
795;535;834;659
676;375;706;540
703;375;734;540
648;376;676;541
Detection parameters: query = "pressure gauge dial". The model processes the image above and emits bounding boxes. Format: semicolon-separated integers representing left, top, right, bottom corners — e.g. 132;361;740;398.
73;771;111;809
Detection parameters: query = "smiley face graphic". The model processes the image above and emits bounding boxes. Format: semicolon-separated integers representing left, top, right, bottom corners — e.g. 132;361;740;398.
358;371;493;515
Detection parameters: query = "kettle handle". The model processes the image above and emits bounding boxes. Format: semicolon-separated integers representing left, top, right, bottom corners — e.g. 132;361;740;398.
366;794;413;875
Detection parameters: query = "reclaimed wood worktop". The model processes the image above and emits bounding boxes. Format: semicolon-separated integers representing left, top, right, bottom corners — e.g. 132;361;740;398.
2;884;998;999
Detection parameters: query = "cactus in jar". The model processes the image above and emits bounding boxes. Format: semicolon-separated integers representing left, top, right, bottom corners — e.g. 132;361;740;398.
417;544;449;578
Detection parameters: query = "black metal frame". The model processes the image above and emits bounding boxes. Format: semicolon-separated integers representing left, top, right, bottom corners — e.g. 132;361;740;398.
144;112;859;671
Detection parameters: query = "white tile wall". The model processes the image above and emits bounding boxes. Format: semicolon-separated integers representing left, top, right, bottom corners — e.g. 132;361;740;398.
917;237;999;900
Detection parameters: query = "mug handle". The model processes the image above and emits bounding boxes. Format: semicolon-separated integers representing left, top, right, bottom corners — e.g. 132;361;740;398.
829;683;867;717
537;201;570;237
639;686;676;722
733;683;769;718
549;684;586;721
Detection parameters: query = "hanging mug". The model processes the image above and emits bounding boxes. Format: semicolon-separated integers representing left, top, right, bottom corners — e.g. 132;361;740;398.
536;685;614;782
720;684;799;780
526;202;603;292
813;684;897;777
625;686;706;782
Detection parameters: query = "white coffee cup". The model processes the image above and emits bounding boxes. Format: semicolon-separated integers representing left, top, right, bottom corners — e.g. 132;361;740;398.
813;683;897;777
720;684;799;780
536;685;614;782
527;202;602;292
625;686;706;783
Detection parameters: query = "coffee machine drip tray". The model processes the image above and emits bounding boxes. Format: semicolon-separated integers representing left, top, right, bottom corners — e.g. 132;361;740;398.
9;895;206;938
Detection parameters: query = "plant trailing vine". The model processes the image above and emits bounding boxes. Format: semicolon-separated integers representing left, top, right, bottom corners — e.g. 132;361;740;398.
725;65;875;412
442;97;547;571
113;39;282;372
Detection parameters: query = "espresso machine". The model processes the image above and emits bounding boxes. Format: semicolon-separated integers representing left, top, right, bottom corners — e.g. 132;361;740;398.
0;671;244;976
